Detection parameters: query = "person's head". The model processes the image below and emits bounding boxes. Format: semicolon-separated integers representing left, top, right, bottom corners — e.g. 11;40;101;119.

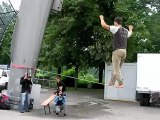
57;90;62;96
24;72;28;77
55;75;61;83
114;17;123;26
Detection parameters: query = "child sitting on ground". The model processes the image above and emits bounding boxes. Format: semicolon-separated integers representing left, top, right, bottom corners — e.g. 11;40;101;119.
54;90;66;116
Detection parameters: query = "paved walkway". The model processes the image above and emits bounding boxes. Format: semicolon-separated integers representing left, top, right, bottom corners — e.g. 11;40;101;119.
0;88;160;120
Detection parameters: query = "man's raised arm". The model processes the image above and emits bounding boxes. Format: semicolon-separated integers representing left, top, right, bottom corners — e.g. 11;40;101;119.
99;15;110;30
128;25;133;37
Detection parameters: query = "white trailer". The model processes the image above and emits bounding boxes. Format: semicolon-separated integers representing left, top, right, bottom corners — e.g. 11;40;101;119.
136;54;160;106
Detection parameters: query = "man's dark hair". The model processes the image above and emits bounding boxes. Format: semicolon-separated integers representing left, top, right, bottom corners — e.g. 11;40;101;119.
55;75;61;80
114;17;123;25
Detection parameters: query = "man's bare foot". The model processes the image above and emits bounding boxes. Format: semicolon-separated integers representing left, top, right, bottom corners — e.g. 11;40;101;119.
116;79;124;88
109;80;115;86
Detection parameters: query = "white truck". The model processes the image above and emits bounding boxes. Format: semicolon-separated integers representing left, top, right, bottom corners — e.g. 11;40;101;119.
0;69;10;89
136;54;160;106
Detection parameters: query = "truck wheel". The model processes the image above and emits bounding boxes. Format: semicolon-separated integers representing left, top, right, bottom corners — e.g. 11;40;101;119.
140;95;150;106
5;82;8;90
140;98;145;106
144;96;150;106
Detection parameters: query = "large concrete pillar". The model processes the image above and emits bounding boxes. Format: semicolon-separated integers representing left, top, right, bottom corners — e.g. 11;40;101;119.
8;0;53;98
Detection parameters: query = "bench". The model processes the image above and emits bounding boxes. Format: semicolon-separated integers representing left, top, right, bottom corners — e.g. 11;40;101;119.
41;94;55;114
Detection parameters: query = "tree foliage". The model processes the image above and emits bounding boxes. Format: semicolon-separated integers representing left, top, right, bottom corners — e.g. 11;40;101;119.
40;0;160;68
0;21;15;64
0;1;17;64
0;0;160;84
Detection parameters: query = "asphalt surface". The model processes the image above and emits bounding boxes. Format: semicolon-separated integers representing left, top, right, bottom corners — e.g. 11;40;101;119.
0;88;160;120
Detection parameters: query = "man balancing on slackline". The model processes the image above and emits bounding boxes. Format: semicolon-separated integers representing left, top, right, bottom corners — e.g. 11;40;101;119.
99;15;133;88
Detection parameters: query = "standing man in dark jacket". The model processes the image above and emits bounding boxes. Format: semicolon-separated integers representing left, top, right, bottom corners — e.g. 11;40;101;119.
99;15;133;87
20;73;32;113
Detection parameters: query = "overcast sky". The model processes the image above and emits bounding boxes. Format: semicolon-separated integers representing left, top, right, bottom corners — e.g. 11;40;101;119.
10;0;21;10
0;0;21;10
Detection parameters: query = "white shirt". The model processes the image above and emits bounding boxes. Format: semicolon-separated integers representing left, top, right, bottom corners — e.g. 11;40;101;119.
110;26;132;38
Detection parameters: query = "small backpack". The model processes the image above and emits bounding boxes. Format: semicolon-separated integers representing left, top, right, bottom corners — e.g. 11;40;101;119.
0;94;10;110
28;98;34;110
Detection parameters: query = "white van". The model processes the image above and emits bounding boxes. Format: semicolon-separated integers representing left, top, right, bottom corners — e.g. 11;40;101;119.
136;54;160;106
0;69;10;89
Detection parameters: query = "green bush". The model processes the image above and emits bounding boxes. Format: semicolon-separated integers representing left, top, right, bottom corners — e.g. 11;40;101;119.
78;73;97;88
59;68;105;89
36;70;51;79
61;68;75;87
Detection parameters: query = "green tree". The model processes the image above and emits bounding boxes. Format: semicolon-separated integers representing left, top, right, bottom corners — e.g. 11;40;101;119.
114;0;160;61
40;0;117;84
0;20;15;64
0;1;17;64
40;0;103;88
39;0;160;87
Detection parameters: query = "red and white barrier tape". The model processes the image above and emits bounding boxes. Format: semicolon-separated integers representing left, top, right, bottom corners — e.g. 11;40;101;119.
11;64;36;70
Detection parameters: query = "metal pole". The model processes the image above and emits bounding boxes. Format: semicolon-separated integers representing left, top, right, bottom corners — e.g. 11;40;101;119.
8;0;54;102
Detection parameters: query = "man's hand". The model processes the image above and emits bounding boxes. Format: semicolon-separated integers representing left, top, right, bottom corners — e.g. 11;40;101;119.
99;15;104;20
129;25;133;30
128;25;133;37
99;15;109;30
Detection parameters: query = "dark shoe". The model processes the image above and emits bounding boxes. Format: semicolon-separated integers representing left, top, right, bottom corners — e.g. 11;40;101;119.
20;111;24;113
64;113;67;116
26;110;30;112
56;113;59;115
